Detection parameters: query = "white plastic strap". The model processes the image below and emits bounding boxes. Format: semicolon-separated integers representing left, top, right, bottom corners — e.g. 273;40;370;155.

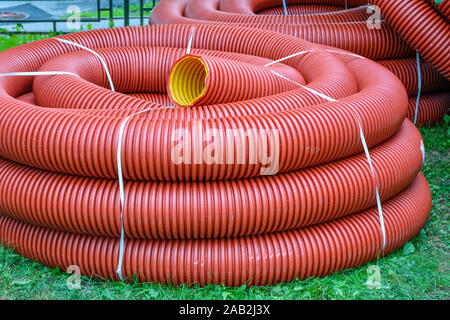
264;50;313;67
115;106;175;281
325;49;365;59
0;71;80;77
351;112;386;249
270;70;337;102
55;38;115;92
186;26;196;54
414;51;422;125
282;0;288;15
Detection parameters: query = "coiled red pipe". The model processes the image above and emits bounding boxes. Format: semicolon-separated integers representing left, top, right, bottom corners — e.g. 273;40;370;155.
0;121;424;239
378;58;449;96
0;26;409;181
372;0;450;80
408;92;450;127
431;0;450;21
0;174;431;286
0;24;431;285
150;0;414;60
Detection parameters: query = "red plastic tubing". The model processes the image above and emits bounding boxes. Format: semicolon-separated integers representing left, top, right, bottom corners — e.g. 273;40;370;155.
0;121;425;239
407;92;450;127
0;174;431;286
0;24;431;285
0;25;409;181
150;0;449;127
377;58;449;96
150;0;414;60
372;0;450;80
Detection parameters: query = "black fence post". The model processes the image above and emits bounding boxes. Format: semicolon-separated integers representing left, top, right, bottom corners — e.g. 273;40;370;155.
140;0;144;26
124;0;130;26
109;0;114;24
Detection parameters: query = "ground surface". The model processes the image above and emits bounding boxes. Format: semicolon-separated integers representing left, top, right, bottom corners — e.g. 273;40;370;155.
0;34;448;300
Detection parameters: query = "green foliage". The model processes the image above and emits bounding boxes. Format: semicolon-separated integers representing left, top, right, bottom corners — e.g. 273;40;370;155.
0;37;448;300
0;33;52;51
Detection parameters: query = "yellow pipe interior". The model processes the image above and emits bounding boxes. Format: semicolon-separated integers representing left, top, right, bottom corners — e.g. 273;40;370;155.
169;55;208;106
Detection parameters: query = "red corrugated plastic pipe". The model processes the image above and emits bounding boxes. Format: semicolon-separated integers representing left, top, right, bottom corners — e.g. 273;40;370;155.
257;4;342;15
167;54;303;106
0;24;431;285
378;58;449;96
1;25;409;181
372;0;450;80
0;121;425;239
0;174;431;286
150;0;414;60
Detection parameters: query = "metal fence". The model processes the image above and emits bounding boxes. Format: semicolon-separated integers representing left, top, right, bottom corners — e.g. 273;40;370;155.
0;0;158;33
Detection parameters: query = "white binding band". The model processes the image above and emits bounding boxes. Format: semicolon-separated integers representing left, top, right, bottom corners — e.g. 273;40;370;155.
414;51;422;125
264;50;314;67
264;49;362;68
116;105;176;281
267;50;387;250
325;49;365;59
186;26;196;54
270;70;337;102
0;71;80;78
55;38;115;92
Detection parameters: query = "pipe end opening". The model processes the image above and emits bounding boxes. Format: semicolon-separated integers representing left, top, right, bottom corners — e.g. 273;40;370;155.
169;55;208;107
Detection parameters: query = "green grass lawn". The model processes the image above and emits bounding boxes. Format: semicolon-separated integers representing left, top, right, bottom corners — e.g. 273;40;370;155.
0;34;448;300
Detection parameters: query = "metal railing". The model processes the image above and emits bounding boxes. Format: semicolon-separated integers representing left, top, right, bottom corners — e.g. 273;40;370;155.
0;0;158;33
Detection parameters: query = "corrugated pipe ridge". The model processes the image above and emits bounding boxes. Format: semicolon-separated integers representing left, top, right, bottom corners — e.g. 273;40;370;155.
373;0;450;80
0;174;431;286
0;121;425;239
